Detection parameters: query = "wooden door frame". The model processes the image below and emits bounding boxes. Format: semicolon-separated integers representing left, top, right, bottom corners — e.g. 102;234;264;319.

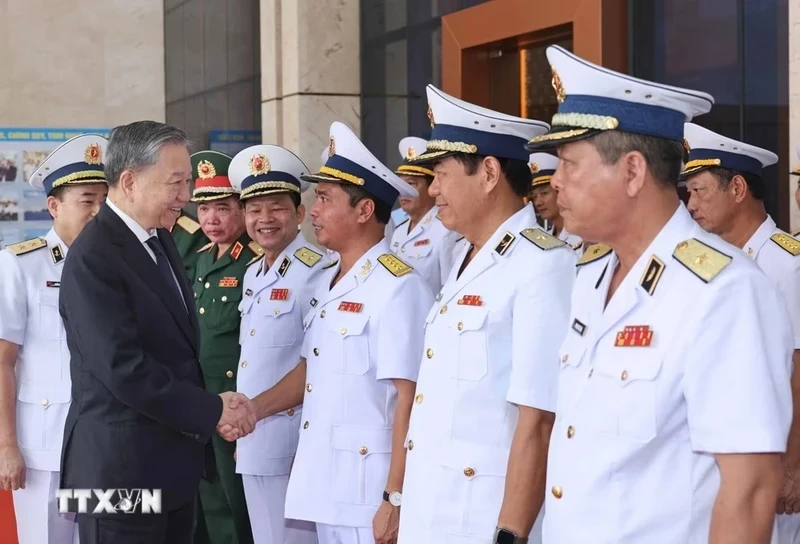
441;0;628;103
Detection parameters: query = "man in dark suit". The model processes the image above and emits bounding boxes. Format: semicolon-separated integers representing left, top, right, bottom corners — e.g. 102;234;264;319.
58;121;257;544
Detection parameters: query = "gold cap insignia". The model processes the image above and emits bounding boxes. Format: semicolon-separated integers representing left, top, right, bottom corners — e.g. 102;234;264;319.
551;66;566;104
682;138;691;156
406;146;417;160
529;162;539;174
427;105;435;128
328;137;336;158
85;143;102;165
197;160;216;179
249;154;270;176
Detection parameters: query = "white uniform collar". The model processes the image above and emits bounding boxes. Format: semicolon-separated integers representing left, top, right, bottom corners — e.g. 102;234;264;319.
256;231;310;280
45;227;69;265
742;215;776;260
106;197;156;244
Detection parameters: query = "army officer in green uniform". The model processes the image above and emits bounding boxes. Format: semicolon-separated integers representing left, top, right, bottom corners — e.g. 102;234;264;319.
171;209;209;280
190;150;261;544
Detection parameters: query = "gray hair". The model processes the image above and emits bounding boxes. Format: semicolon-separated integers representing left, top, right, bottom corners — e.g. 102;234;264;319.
104;121;191;187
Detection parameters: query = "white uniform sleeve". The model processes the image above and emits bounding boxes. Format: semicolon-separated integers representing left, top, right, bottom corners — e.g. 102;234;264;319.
0;251;27;345
506;248;576;411
375;273;433;382
683;270;793;453
776;258;800;349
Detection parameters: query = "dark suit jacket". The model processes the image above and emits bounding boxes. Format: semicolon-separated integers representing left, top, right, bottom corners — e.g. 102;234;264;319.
58;203;223;513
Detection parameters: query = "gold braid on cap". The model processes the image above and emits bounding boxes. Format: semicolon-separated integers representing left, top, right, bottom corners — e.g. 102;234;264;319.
319;166;365;186
551;112;619;131
426;140;478;154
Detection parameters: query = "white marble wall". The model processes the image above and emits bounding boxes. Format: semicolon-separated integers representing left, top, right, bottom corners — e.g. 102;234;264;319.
260;0;360;245
0;0;165;127
790;0;800;232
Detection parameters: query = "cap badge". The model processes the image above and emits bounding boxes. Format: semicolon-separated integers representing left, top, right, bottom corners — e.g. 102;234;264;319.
197;160;216;179
249;154;270;176
529;162;539;174
426;105;435;128
328;137;336;158
551;66;566;103
84;143;102;165
406;146;417;160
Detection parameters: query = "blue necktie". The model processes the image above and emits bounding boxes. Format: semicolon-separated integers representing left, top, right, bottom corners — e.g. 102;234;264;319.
146;236;184;305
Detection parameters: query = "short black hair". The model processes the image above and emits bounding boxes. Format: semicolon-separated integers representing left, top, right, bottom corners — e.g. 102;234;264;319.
339;183;391;224
48;185;68;201
590;131;685;187
448;153;532;198
707;166;766;201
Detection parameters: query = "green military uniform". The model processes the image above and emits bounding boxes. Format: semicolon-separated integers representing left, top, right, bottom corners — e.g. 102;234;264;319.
171;210;210;281
189;151;261;544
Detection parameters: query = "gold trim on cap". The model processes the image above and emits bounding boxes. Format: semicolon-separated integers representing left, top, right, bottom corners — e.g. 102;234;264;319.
52;170;107;189
396;165;435;177
427;140;478;154
531;175;552;187
319;166;365;186
551;112;619;131
240;181;300;199
529;128;592;144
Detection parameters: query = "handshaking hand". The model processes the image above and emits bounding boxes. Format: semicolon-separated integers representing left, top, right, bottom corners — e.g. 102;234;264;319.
217;391;257;442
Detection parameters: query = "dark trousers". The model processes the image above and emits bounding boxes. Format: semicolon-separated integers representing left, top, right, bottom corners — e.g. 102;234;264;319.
77;497;195;544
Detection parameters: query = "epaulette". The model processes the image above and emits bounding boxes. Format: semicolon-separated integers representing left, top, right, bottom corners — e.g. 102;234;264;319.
770;233;800;256
378;253;413;277
176;215;201;234
248;241;264;257
577;244;612;266
246;254;264;267
6;237;47;256
322;259;339;270
294;246;323;267
196;242;214;254
520;228;567;250
672;238;732;283
570;241;583;251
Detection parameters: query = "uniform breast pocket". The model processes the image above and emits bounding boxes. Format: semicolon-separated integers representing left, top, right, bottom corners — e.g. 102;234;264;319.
450;308;489;381
205;289;243;332
555;338;588;415
37;289;65;340
16;384;71;452
593;354;663;444
259;297;298;348
407;244;434;277
330;425;392;506
327;314;370;376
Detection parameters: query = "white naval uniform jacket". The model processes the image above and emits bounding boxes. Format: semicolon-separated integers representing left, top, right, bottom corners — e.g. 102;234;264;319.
0;228;72;472
542;204;793;544
397;204;577;544
389;205;460;295
743;215;800;349
235;233;329;476
283;239;433;528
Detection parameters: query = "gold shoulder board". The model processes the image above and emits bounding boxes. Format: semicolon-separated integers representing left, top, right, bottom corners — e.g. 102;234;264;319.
378;253;413;277
246;254;264;267
295;246;323;267
6;237;47;256
770;233;800;256
248;241;264;257
322;259;339;270
577;244;612;266
176;215;201;234
672;238;732;283
520;228;567;250
196;241;214;254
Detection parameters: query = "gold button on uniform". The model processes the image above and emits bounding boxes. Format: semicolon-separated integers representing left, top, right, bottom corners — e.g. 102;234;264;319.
241;361;248;368
313;348;320;356
306;383;313;392
463;467;475;478
205;282;210;289
273;308;280;315
199;307;205;315
303;421;309;429
226;370;233;378
621;370;628;381
221;296;228;302
552;486;563;499
426;348;433;359
440;305;447;314
407;440;414;450
40;398;49;407
567;425;575;438
457;322;463;331
415;394;424;404
562;354;569;363
359;446;368;455
250;329;255;336
320;310;326;318
287;408;295;416
340;328;347;335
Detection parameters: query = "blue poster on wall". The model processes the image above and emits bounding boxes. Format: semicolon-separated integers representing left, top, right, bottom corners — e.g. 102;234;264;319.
209;130;262;156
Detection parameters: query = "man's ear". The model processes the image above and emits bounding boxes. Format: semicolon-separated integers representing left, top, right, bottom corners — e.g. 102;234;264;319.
623;151;648;198
730;174;749;204
356;198;376;224
482;156;502;194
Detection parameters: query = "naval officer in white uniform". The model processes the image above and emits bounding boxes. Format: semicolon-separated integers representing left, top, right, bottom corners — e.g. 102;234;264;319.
246;121;433;544
390;136;460;294
681;124;800;543
528;153;583;254
0;134;109;544
526;45;793;544
225;144;323;544
396;85;577;544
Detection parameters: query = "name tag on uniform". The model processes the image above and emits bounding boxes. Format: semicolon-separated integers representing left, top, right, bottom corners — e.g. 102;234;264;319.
571;319;586;336
457;294;482;306
338;301;363;313
46;281;60;288
414;239;430;247
219;277;239;288
270;288;289;300
245;289;253;296
615;325;653;347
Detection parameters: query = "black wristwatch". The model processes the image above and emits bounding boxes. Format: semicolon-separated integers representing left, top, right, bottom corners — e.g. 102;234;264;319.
494;527;528;544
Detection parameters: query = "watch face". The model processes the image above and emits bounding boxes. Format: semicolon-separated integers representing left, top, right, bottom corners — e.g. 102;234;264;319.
495;529;517;544
389;491;402;506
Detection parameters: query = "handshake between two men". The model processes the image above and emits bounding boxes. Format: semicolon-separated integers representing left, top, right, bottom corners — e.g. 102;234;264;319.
216;391;257;442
